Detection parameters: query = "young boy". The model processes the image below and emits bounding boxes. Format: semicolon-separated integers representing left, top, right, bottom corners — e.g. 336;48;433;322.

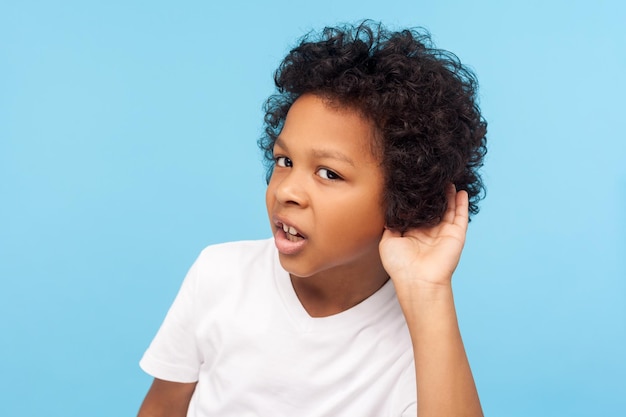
138;21;487;417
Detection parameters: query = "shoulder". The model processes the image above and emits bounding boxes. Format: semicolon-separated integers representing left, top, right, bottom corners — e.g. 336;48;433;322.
189;238;277;292
199;238;274;256
187;238;279;321
195;238;275;270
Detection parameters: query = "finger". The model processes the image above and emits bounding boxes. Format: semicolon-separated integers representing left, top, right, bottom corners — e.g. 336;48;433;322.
381;227;403;240
441;183;457;224
454;189;469;229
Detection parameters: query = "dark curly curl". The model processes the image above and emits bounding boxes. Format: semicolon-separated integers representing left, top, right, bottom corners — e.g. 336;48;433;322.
259;20;487;231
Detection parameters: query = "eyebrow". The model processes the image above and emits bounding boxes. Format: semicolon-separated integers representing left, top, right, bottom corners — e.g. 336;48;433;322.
275;136;355;167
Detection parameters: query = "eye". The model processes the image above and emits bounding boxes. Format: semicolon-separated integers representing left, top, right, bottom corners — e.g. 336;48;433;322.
317;168;342;180
275;156;292;167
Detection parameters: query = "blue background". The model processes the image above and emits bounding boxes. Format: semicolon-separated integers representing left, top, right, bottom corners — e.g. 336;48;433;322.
1;1;624;416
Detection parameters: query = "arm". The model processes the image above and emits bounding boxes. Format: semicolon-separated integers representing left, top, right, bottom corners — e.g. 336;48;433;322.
137;378;197;417
379;185;483;417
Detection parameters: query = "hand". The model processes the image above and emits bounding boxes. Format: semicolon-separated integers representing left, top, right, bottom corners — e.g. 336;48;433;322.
379;185;469;290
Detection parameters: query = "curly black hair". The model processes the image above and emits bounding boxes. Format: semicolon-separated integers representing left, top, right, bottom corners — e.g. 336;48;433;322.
259;20;487;231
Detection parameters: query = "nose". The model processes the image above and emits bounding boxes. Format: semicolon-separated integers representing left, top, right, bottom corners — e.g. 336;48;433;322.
271;170;309;208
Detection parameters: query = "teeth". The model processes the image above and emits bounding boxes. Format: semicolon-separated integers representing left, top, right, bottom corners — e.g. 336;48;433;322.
281;223;299;236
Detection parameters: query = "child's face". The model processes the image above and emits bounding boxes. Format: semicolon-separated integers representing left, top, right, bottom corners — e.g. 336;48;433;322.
266;94;386;279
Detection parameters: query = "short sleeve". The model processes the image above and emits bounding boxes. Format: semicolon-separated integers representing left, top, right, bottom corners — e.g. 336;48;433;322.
139;256;202;383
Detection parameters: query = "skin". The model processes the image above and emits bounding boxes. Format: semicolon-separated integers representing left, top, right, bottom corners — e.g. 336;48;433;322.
266;94;388;316
137;379;196;417
137;94;483;417
380;185;483;417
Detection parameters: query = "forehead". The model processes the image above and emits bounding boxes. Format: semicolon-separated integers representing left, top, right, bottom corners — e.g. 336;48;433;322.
278;94;381;162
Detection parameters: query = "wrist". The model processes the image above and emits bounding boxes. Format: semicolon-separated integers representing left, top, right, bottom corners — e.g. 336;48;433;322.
392;277;455;305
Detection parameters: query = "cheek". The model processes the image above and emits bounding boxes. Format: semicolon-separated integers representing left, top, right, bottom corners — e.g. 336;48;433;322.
319;193;385;238
265;175;277;204
265;184;275;214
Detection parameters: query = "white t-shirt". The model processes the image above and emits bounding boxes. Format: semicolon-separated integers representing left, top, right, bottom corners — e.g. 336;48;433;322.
140;239;417;416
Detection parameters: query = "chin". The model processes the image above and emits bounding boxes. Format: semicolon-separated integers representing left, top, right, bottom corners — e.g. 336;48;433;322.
277;256;317;279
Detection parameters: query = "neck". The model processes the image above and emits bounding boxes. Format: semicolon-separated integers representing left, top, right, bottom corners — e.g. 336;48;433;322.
290;260;389;317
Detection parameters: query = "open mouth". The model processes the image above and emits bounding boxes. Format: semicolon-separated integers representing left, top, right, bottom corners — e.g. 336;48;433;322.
272;220;308;255
281;223;305;242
